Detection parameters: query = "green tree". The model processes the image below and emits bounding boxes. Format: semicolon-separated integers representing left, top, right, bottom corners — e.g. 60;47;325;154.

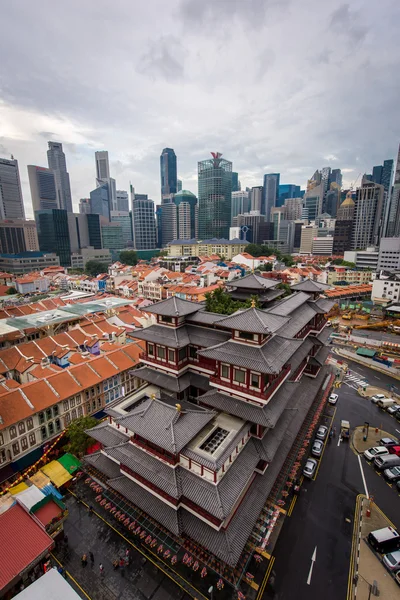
68;268;84;275
65;416;98;456
205;288;259;315
119;250;138;266
85;260;109;277
281;254;294;267
277;282;292;297
244;243;280;258
258;262;273;272
5;286;17;295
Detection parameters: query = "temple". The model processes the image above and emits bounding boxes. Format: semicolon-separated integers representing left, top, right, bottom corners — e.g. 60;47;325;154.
85;275;333;566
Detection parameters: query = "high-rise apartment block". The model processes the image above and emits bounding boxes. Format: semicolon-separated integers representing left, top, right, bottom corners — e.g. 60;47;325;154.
28;166;58;212
0;219;39;254
352;178;384;250
160;148;177;198
47;141;73;212
198;152;232;239
262;173;280;217
0;157;25;219
132;192;157;249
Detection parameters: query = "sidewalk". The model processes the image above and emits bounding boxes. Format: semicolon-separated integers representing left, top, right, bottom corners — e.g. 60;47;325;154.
352;426;398;454
349;496;399;600
333;347;400;380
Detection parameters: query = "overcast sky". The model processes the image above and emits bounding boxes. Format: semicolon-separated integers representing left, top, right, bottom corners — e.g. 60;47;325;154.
1;0;399;217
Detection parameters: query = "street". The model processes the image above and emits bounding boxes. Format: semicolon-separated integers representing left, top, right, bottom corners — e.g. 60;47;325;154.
264;365;400;600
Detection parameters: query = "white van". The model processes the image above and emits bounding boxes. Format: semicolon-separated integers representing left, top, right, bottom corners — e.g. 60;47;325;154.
374;454;400;471
377;398;396;409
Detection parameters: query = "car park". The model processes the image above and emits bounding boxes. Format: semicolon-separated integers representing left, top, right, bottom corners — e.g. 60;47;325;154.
371;394;386;404
364;446;389;461
328;393;338;405
311;439;324;458
383;549;400;571
303;458;317;479
379;437;398;447
316;425;328;440
383;465;400;482
387;403;400;415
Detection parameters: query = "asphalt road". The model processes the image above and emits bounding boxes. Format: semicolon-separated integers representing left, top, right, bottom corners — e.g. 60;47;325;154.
340;356;400;395
264;369;400;600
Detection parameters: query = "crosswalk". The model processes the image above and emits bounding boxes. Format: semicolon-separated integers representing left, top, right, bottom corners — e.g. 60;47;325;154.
343;372;369;390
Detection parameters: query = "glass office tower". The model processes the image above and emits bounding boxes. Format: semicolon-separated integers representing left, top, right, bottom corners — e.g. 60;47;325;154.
198;152;232;239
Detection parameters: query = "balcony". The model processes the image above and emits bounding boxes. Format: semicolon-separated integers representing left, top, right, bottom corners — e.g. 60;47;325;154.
210;364;291;402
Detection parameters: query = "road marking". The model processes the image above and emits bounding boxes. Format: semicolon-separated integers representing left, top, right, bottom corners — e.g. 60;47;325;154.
288;495;297;517
357;455;369;498
256;556;275;600
337;436;342;447
396;429;400;435
307;547;317;585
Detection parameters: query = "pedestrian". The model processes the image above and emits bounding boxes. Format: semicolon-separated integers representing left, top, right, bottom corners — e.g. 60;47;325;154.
99;563;104;578
81;554;87;568
119;557;125;577
89;552;94;566
125;548;130;565
88;504;93;515
113;559;119;571
63;533;68;545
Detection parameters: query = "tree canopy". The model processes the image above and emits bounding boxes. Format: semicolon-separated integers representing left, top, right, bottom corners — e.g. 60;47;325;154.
119;250;138;266
85;260;109;277
205;287;259;315
331;258;356;268
244;243;294;267
65;416;98;456
5;286;17;295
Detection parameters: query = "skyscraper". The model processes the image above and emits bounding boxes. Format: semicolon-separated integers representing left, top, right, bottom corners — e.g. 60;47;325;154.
0;157;25;219
160;148;177;199
174;190;198;240
231;191;250;224
303;182;324;222
116;190;129;212
284;197;303;220
261;173;280;217
231;172;240;192
28;166;58;212
35;209;71;266
389;144;400;237
177;179;182;192
131;192;157;249
95;151;116;210
47;141;73;212
277;184;301;207
90;184;110;219
352;178;384;250
0;219;38;254
198;152;232;239
79;198;91;214
250;186;263;212
382;159;394;193
333;192;355;254
329;169;343;189
110;211;133;247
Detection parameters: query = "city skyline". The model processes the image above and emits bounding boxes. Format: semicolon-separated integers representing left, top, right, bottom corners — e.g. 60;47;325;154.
0;1;399;216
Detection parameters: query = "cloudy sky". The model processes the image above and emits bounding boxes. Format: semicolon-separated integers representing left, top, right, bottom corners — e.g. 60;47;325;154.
1;0;399;216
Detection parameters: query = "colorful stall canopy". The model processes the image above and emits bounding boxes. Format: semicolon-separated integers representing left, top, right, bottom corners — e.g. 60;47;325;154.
57;453;81;474
41;461;72;488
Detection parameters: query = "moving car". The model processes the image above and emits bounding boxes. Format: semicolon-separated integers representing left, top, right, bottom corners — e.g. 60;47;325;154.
383;549;400;571
303;458;317;479
329;393;338;405
371;394;386;404
383;465;400;482
379;437;398;447
387;403;400;415
340;420;350;440
364;446;389;461
368;527;400;553
311;439;324;458
316;425;328;440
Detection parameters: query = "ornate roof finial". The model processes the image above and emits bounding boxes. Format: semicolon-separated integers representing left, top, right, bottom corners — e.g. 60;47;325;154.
151;393;156;401
251;298;256;308
175;403;182;412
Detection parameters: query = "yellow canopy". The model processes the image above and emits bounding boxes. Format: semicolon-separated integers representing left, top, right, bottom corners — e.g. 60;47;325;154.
9;482;28;495
41;460;72;487
29;471;51;489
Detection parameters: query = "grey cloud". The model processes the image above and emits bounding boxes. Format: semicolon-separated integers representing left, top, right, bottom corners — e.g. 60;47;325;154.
137;36;184;81
330;4;368;44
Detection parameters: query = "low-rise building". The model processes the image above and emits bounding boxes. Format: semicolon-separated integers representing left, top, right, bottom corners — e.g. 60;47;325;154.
311;236;334;255
372;270;400;305
377;237;400;271
71;247;112;270
0;252;60;274
15;275;50;295
168;238;247;260
343;247;379;270
326;267;372;286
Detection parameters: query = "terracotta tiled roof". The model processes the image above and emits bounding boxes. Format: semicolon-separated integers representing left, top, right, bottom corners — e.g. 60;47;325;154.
0;504;53;592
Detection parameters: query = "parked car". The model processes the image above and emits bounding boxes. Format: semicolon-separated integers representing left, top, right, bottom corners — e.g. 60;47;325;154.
364;446;389;461
329;393;338;405
312;439;324;458
371;394;386;404
303;458;318;479
387;404;400;415
383;465;400;482
383;549;400;571
395;570;400;587
397;480;400;493
316;425;328;441
389;445;400;457
377;398;396;409
374;454;400;471
379;437;398;447
368;527;400;553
